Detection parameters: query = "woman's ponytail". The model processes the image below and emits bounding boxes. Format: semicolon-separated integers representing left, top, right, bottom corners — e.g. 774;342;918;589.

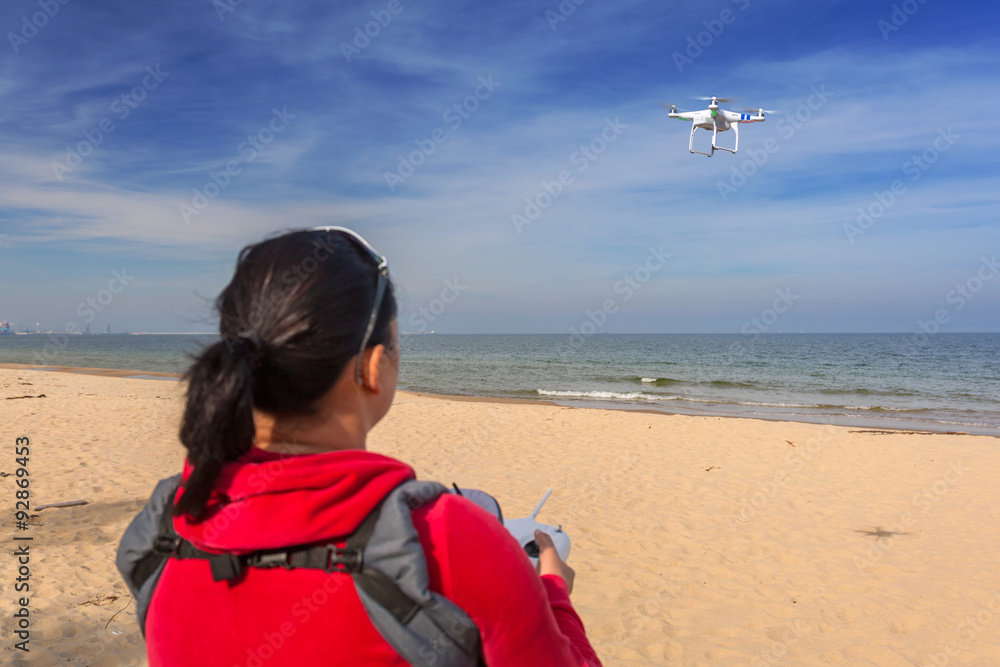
174;338;256;519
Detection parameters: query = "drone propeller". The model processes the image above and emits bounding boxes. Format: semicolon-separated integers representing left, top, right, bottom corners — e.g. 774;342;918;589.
698;96;739;103
745;107;779;114
661;103;683;112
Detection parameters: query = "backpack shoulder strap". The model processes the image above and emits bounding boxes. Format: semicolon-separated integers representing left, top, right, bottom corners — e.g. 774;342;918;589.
346;495;423;624
130;488;180;588
354;480;484;667
115;473;183;635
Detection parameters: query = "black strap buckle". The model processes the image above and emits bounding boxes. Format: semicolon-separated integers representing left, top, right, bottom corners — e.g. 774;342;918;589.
153;534;180;556
326;547;363;573
246;551;292;569
210;554;243;582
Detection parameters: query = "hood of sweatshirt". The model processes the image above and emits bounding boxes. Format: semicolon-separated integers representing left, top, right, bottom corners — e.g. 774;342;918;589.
173;447;414;553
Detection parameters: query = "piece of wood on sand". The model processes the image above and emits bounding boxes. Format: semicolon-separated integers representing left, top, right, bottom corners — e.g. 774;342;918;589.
35;500;90;510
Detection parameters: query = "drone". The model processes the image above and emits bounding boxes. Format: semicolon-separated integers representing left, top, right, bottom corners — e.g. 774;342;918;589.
665;96;773;157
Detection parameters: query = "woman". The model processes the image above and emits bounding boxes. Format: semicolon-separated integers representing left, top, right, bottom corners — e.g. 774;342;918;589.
117;227;601;666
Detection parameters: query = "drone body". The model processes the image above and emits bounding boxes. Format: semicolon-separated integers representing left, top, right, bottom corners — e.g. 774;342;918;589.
666;96;769;157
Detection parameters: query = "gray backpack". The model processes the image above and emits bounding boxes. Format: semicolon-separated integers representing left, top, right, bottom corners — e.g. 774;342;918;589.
117;476;494;666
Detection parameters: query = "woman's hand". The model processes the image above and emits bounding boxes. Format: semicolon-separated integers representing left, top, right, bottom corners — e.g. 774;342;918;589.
534;529;575;595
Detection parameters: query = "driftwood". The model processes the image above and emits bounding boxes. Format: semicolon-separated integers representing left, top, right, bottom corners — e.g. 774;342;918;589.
35;500;89;510
5;394;46;400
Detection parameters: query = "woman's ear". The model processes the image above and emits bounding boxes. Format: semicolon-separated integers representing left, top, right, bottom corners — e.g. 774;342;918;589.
362;319;399;392
362;344;386;393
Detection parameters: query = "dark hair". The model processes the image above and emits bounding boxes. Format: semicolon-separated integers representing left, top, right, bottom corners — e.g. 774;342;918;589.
176;229;396;519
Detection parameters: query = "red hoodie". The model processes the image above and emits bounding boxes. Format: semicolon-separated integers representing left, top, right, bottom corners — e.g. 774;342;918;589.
146;447;602;666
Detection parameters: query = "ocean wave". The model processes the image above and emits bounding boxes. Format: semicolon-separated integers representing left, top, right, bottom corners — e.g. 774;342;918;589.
709;380;758;388
735;400;823;409
630;376;758;388
536;389;679;401
536;390;939;415
925;418;999;429
536;390;825;409
635;376;679;386
769;403;933;413
840;405;930;413
817;387;920;397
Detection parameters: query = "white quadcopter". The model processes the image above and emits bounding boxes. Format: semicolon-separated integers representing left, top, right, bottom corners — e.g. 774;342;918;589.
665;96;772;157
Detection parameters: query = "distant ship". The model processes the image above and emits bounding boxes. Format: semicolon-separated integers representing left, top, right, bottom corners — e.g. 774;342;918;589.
0;321;14;335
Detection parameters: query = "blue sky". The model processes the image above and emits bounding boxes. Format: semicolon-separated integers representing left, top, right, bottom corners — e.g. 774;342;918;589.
0;0;998;334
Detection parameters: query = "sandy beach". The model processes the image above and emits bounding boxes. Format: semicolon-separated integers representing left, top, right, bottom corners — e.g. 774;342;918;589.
2;364;999;666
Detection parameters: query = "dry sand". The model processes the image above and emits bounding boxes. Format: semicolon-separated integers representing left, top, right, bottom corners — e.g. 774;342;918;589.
2;365;999;666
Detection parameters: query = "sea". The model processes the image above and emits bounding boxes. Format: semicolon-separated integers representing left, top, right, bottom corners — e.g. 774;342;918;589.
1;333;997;436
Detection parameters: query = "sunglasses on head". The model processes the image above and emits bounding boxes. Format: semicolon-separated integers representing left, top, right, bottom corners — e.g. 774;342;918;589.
309;226;389;385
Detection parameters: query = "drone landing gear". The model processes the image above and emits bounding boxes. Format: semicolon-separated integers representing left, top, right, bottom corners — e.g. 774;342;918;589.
688;124;713;157
688;123;739;157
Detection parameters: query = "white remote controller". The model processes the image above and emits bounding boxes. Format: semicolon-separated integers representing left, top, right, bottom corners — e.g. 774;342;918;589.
503;488;571;566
